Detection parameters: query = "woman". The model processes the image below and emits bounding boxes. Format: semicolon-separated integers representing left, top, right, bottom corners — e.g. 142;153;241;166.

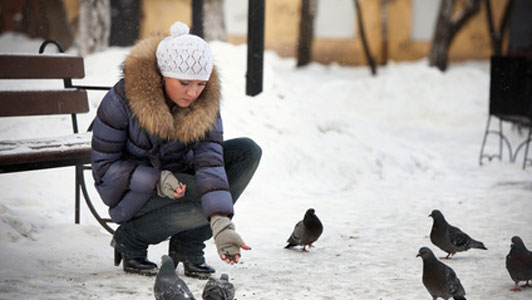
91;22;261;278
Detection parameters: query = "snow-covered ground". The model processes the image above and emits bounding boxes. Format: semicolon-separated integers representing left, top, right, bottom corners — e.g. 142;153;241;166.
0;32;531;299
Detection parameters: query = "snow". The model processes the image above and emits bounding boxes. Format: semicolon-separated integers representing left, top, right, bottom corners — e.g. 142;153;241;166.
0;32;531;299
0;132;90;156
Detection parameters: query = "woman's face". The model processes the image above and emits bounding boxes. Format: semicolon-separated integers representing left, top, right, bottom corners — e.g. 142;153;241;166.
164;77;207;108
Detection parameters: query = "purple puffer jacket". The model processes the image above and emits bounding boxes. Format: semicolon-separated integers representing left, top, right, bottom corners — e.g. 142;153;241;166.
90;35;233;223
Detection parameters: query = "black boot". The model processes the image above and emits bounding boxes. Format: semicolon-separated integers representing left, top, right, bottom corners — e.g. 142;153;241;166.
182;261;216;280
114;248;158;276
169;252;215;279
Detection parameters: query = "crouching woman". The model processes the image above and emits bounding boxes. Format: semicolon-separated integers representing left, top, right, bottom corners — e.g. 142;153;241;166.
90;21;261;278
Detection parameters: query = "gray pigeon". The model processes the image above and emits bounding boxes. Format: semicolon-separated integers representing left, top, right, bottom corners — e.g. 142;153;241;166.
285;208;323;251
154;255;197;300
429;209;487;259
506;236;532;291
417;247;467;300
202;273;235;300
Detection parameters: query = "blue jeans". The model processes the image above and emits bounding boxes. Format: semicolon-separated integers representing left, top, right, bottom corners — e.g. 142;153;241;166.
113;138;262;262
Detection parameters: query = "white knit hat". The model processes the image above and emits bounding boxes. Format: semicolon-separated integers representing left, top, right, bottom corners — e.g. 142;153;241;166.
156;22;213;81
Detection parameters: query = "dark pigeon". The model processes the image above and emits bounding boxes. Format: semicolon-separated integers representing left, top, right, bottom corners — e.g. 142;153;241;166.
506;236;532;291
285;208;323;251
202;273;235;300
429;209;487;259
417;247;467;300
154;255;196;300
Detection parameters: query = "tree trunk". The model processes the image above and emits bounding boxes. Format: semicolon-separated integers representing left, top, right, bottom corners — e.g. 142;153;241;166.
429;0;481;71
21;0;74;49
296;0;317;67
203;0;226;41
485;0;514;56
380;0;389;64
78;0;111;56
355;0;377;75
429;0;453;71
0;0;26;32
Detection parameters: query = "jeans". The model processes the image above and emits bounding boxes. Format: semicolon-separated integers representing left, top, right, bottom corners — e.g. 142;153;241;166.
113;138;262;262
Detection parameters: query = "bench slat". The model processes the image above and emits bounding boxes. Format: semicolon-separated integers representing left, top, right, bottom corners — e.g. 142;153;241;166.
0;55;85;79
0;50;115;233
0;90;89;116
0;132;92;173
0;148;91;173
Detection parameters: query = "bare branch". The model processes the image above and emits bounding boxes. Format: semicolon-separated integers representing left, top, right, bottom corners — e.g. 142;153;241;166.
450;0;481;36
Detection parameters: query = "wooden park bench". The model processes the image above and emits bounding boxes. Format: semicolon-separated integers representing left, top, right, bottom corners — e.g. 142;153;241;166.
0;40;114;233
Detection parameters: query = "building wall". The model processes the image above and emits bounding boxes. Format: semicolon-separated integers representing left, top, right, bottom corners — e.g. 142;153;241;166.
64;0;510;65
140;0;191;37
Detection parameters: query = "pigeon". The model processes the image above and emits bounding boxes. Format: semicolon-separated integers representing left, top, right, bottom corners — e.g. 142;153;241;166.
154;255;197;300
285;208;323;251
417;247;467;300
505;236;532;291
429;209;487;259
202;273;235;300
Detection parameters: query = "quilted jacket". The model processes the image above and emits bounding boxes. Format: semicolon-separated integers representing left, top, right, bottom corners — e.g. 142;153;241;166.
90;35;233;223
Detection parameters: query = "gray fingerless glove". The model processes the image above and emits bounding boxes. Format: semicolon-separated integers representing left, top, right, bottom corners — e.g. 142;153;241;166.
210;215;245;258
156;170;180;199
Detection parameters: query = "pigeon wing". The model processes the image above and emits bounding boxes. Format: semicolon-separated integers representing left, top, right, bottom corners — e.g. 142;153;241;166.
177;277;196;300
154;255;196;300
444;266;466;298
286;220;304;247
202;274;235;300
448;225;470;249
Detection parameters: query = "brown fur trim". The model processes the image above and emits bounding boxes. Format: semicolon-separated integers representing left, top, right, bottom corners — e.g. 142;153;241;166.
123;35;221;143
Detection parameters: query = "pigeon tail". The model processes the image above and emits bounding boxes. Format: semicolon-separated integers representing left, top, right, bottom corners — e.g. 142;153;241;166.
284;243;296;249
453;297;467;300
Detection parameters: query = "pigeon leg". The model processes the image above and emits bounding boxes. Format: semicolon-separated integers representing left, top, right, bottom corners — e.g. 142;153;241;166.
510;284;521;292
302;244;315;252
444;252;456;259
521;280;531;288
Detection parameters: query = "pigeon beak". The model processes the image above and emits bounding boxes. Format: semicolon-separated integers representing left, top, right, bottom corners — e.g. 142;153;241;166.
416;253;420;257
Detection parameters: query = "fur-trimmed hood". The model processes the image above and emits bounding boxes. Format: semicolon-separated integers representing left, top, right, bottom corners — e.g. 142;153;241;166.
122;35;221;143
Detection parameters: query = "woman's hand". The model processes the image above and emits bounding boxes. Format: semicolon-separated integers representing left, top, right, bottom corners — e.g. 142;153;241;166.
220;244;251;264
210;215;252;265
157;170;186;199
173;182;187;198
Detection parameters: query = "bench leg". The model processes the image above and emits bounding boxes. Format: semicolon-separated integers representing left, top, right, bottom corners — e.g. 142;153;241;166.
479;116;515;165
479;116;491;165
75;165;81;224
521;126;531;170
78;164;115;234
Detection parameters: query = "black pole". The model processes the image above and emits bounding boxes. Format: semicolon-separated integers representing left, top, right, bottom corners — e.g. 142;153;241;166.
246;0;265;96
192;0;204;38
